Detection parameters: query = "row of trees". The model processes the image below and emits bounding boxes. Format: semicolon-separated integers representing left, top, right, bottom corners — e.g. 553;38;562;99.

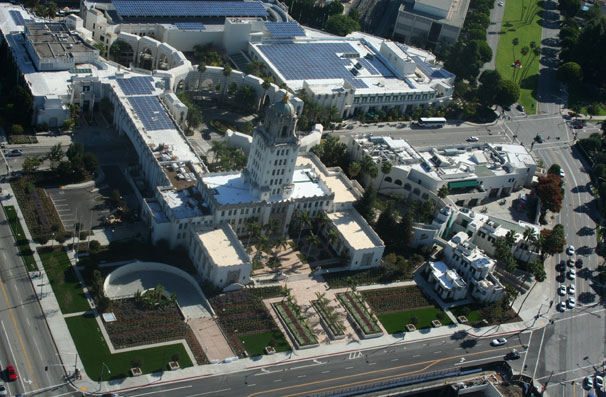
536;165;565;222
296;90;341;131
282;0;344;30
23;143;99;183
557;15;606;112
207;140;247;172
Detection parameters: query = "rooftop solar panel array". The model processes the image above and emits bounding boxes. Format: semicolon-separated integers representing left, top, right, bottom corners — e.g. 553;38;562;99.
9;10;26;26
363;56;394;77
258;43;377;89
117;77;155;96
358;58;379;75
264;22;305;38
113;0;268;18
127;96;176;131
411;55;454;80
175;22;206;31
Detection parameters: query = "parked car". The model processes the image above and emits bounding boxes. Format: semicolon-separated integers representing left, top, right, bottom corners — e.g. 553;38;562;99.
568;269;576;280
576;258;584;268
498;1;504;5
467;136;479;142
558;285;566;296
5;366;17;382
566;245;575;255
505;349;520;359
567;297;576;308
0;382;6;397
491;338;507;346
560;169;565;178
5;149;22;157
517;104;525;112
557;302;566;312
585;375;594;389
535;135;544;143
568;284;576;295
567;259;575;268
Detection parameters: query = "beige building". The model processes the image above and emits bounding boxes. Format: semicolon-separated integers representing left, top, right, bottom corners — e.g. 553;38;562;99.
327;211;385;269
189;224;251;288
392;0;470;50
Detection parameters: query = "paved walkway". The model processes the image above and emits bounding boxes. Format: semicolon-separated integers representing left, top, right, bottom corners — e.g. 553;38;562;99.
187;317;234;363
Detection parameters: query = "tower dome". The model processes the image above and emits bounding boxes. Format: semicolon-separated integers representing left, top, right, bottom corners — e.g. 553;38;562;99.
269;94;295;117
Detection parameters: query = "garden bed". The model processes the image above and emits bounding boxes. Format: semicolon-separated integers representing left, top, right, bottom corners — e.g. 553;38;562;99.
11;174;65;241
272;300;318;348
38;246;90;314
450;303;520;327
311;300;345;339
210;287;289;357
377;307;452;334
66;313;192;381
337;292;383;338
104;298;208;364
362;286;432;313
323;267;408;288
3;206;36;271
209;119;235;134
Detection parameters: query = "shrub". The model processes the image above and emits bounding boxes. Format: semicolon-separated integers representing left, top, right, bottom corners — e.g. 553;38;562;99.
171;353;181;362
89;240;101;254
55;233;67;244
436;312;445;320
131;358;144;368
410;316;419;325
36;234;50;245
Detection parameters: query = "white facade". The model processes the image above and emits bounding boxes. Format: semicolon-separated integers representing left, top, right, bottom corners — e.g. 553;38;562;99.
426;260;467;300
189;223;251;288
348;135;537;207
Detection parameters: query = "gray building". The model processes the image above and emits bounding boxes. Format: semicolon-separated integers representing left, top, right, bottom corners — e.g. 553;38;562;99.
392;0;470;50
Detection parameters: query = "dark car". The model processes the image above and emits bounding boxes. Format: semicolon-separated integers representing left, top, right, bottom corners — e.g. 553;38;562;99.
6;149;22;157
506;350;521;360
504;105;512;111
516;104;525;112
535;135;543;143
576;258;584;268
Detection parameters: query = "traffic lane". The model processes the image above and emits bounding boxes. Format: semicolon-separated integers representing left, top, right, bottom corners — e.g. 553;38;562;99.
117;334;531;397
0;211;65;391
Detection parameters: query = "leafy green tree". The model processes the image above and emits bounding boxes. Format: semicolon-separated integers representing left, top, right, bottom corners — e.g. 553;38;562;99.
348;161;361;177
547;163;562;175
47;143;64;169
375;202;399;248
22;155;42;173
310;135;348;168
354;185;377;224
83;152;99;174
437;185;450;199
495;80;520;108
11;124;23;134
557;62;583;85
477;70;502;106
558;0;581;17
540;224;566;256
325;14;360;37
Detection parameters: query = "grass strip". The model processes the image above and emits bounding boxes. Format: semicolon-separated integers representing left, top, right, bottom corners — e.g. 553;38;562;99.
378;307;453;334
3;206;37;271
66;313;193;381
239;330;290;357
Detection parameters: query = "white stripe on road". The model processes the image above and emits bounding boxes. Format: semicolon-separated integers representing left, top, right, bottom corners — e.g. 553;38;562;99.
184;389;231;397
532;326;547;380
1;320;26;390
130;385;193;397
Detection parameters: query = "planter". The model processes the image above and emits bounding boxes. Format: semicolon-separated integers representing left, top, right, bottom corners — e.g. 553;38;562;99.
264;346;276;355
457;315;468;324
168;361;180;371
406;324;416;332
130;367;142;377
431;320;442;328
337;292;382;339
311;300;346;340
272;301;318;349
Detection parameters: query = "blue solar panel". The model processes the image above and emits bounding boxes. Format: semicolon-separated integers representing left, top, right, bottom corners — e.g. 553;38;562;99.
264;22;305;38
128;96;176;131
113;0;268;18
358;58;379;75
175;22;206;31
257;43;369;89
117;77;155;96
9;10;25;26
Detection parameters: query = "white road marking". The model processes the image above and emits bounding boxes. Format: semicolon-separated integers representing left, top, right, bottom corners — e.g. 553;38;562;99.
322;370;330;374
184;389;231;397
130;385;193;396
413;354;421;358
247;384;256;387
1;320;26;390
297;375;306;378
273;379;282;382
368;362;376;366
434;351;442;354
519;330;533;376
532;326;547;380
535;362;599;381
391;358;399;362
345;366;354;370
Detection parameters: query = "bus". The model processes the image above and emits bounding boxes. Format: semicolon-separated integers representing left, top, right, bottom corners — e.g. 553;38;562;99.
418;117;447;128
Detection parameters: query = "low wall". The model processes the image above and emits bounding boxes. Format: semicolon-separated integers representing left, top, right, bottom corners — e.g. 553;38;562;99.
103;260;216;316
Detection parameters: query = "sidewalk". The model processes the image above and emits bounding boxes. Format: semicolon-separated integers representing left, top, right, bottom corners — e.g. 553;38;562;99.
0;181;553;395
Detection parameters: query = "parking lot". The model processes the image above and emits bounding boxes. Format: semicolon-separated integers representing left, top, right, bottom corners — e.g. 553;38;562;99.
47;186;109;231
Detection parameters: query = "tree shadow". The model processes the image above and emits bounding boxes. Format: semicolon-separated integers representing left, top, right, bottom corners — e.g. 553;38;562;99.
520;74;539;100
451;330;468;340
460;339;477;349
541;37;560;47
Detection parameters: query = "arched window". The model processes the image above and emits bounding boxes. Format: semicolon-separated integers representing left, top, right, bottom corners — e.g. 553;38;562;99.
422;193;429;200
413;188;421;195
281;126;288;137
385;176;392;183
394;179;402;186
404;183;411;191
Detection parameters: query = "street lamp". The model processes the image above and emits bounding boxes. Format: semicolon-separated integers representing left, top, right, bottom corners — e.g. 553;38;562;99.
99;362;111;388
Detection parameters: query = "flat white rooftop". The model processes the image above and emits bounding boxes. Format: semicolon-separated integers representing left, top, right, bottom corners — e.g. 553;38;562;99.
296;156;357;204
328;211;382;251
198;224;249;267
203;167;330;205
430;260;465;290
161;188;207;219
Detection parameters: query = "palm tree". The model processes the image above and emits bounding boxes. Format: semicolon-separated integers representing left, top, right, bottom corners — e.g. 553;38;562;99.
377;161;392;192
512;37;519;63
221;65;232;101
313;211;330;234
246;220;261;247
296;210;311;245
196;62;206;90
327;229;339;247
264;218;280;237
348;161;361;178
209;140;227;166
275;234;289;252
305;232;320;258
360;155;375;176
505;230;517;247
437;185;449;199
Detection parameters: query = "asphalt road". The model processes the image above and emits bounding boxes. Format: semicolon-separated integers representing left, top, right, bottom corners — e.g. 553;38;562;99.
113;332;531;397
0;203;71;396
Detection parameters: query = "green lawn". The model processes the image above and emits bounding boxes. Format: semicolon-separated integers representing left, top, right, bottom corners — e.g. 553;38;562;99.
3;206;36;271
494;0;544;112
450;304;483;323
567;85;606;116
378;307;452;334
239;330;291;357
38;247;90;314
66;313;193;380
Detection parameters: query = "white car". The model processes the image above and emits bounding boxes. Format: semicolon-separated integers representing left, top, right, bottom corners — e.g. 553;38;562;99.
595;375;604;391
558;285;566;296
491;338;507;346
568;284;575;295
566;245;575;255
567;297;576;308
560;169;565;178
498;1;504;5
0;382;6;397
585;375;594;389
557;302;566;312
467;136;479;142
567;269;576;280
